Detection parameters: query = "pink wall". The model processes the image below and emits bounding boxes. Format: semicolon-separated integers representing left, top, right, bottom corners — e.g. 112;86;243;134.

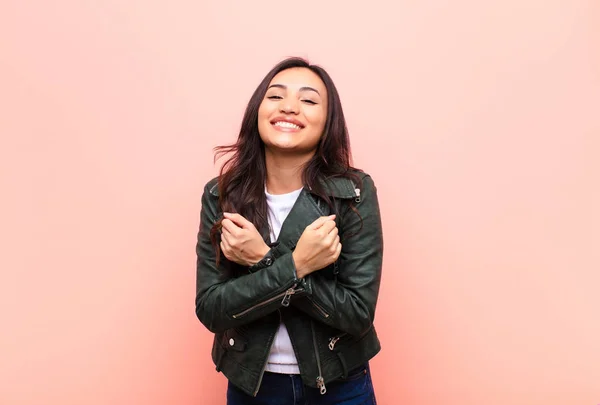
1;1;599;404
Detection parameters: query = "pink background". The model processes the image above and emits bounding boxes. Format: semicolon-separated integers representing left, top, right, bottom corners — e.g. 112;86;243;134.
1;1;599;404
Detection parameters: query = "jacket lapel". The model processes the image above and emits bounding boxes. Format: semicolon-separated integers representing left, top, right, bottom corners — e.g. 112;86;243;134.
211;175;361;249
275;188;324;250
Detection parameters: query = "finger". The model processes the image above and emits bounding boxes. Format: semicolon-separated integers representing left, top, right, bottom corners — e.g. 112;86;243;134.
223;212;253;229
220;234;232;251
220;240;229;256
309;215;336;230
327;235;340;254
322;227;339;245
319;220;337;235
222;229;241;250
333;241;342;259
221;248;234;261
221;227;233;242
221;219;241;235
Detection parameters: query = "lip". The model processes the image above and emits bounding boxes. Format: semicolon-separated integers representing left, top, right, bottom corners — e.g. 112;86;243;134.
270;116;305;129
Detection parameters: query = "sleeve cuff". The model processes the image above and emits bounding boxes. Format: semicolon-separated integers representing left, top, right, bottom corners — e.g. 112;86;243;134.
248;242;291;273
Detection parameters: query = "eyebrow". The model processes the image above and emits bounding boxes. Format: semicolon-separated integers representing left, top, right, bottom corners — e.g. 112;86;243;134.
267;84;321;96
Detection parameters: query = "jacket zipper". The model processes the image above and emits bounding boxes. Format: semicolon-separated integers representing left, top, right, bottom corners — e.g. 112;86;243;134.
311;320;327;395
329;325;373;351
253;309;282;397
232;284;303;319
281;286;298;307
328;332;348;350
311;300;330;318
253;348;270;397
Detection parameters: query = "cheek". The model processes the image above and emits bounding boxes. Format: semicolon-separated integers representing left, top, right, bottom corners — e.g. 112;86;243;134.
306;108;327;130
257;104;271;132
257;102;269;120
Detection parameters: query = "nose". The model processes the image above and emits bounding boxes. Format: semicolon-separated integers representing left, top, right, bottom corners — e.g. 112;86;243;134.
279;97;299;114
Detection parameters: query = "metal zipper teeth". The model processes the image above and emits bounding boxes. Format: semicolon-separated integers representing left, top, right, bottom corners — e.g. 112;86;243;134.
232;285;301;319
311;320;327;395
253;350;270;397
312;300;330;318
253;310;281;397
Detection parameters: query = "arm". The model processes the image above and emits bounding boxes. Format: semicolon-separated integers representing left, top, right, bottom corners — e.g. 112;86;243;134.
291;175;384;337
195;183;304;334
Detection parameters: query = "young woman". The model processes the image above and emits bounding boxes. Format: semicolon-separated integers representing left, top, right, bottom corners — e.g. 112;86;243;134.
195;57;383;405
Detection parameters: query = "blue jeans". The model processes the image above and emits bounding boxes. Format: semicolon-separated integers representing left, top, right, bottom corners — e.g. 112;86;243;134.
227;363;377;405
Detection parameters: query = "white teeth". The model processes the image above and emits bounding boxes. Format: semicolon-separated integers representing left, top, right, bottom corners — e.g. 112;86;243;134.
274;121;301;129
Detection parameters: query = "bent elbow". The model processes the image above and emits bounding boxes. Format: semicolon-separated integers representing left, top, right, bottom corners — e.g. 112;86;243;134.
346;318;374;337
348;302;377;337
195;301;228;334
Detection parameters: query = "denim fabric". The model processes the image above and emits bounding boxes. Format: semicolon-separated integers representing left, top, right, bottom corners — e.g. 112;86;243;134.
227;363;377;405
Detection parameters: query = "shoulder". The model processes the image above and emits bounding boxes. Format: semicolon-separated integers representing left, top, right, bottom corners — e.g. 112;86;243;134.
346;168;376;190
344;169;378;206
316;168;376;202
203;176;220;197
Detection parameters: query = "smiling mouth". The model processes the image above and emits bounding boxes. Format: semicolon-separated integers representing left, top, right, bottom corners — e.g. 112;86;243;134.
272;121;303;130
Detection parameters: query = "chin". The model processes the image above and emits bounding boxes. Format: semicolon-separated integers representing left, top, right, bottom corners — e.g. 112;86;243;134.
266;134;297;147
269;143;300;152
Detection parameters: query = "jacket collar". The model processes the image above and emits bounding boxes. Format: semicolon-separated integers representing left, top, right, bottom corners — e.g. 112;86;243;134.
312;176;358;199
209;176;359;199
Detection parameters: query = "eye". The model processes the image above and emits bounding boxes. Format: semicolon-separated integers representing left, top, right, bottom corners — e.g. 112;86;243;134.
302;99;317;105
267;95;283;100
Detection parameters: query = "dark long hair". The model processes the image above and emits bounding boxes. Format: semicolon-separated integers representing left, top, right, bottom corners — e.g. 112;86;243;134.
211;57;360;254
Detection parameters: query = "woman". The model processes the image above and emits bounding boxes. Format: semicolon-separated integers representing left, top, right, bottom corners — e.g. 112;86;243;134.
195;57;383;404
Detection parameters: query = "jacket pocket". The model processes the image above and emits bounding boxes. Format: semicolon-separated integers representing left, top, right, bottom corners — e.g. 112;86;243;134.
222;328;248;352
311;299;330;318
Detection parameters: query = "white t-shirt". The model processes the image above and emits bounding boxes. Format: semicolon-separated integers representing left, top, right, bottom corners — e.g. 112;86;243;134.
264;187;303;374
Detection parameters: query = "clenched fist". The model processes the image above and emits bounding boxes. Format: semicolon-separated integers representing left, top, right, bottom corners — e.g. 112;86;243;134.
220;212;270;266
292;215;341;279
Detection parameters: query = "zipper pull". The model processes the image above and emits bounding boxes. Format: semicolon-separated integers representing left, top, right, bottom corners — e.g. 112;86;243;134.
316;376;327;395
281;288;295;307
354;188;361;203
328;336;340;351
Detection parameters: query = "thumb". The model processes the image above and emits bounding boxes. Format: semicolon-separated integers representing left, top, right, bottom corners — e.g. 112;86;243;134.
309;215;336;230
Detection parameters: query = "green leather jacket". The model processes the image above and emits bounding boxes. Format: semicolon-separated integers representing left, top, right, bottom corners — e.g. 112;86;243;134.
195;170;383;397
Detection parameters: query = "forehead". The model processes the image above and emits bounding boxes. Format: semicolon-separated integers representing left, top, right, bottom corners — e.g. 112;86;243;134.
269;67;327;94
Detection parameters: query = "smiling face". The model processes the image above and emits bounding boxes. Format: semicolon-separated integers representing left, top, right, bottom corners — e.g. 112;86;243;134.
257;67;328;156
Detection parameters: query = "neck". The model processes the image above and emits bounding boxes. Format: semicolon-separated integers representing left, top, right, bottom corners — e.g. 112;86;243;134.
264;148;314;194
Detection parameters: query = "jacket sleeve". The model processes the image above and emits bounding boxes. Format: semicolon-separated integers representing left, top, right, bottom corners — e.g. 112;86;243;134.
291;175;384;337
195;182;305;334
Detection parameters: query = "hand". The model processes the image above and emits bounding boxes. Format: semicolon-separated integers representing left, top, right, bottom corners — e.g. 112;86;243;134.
220;213;270;266
292;215;341;279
